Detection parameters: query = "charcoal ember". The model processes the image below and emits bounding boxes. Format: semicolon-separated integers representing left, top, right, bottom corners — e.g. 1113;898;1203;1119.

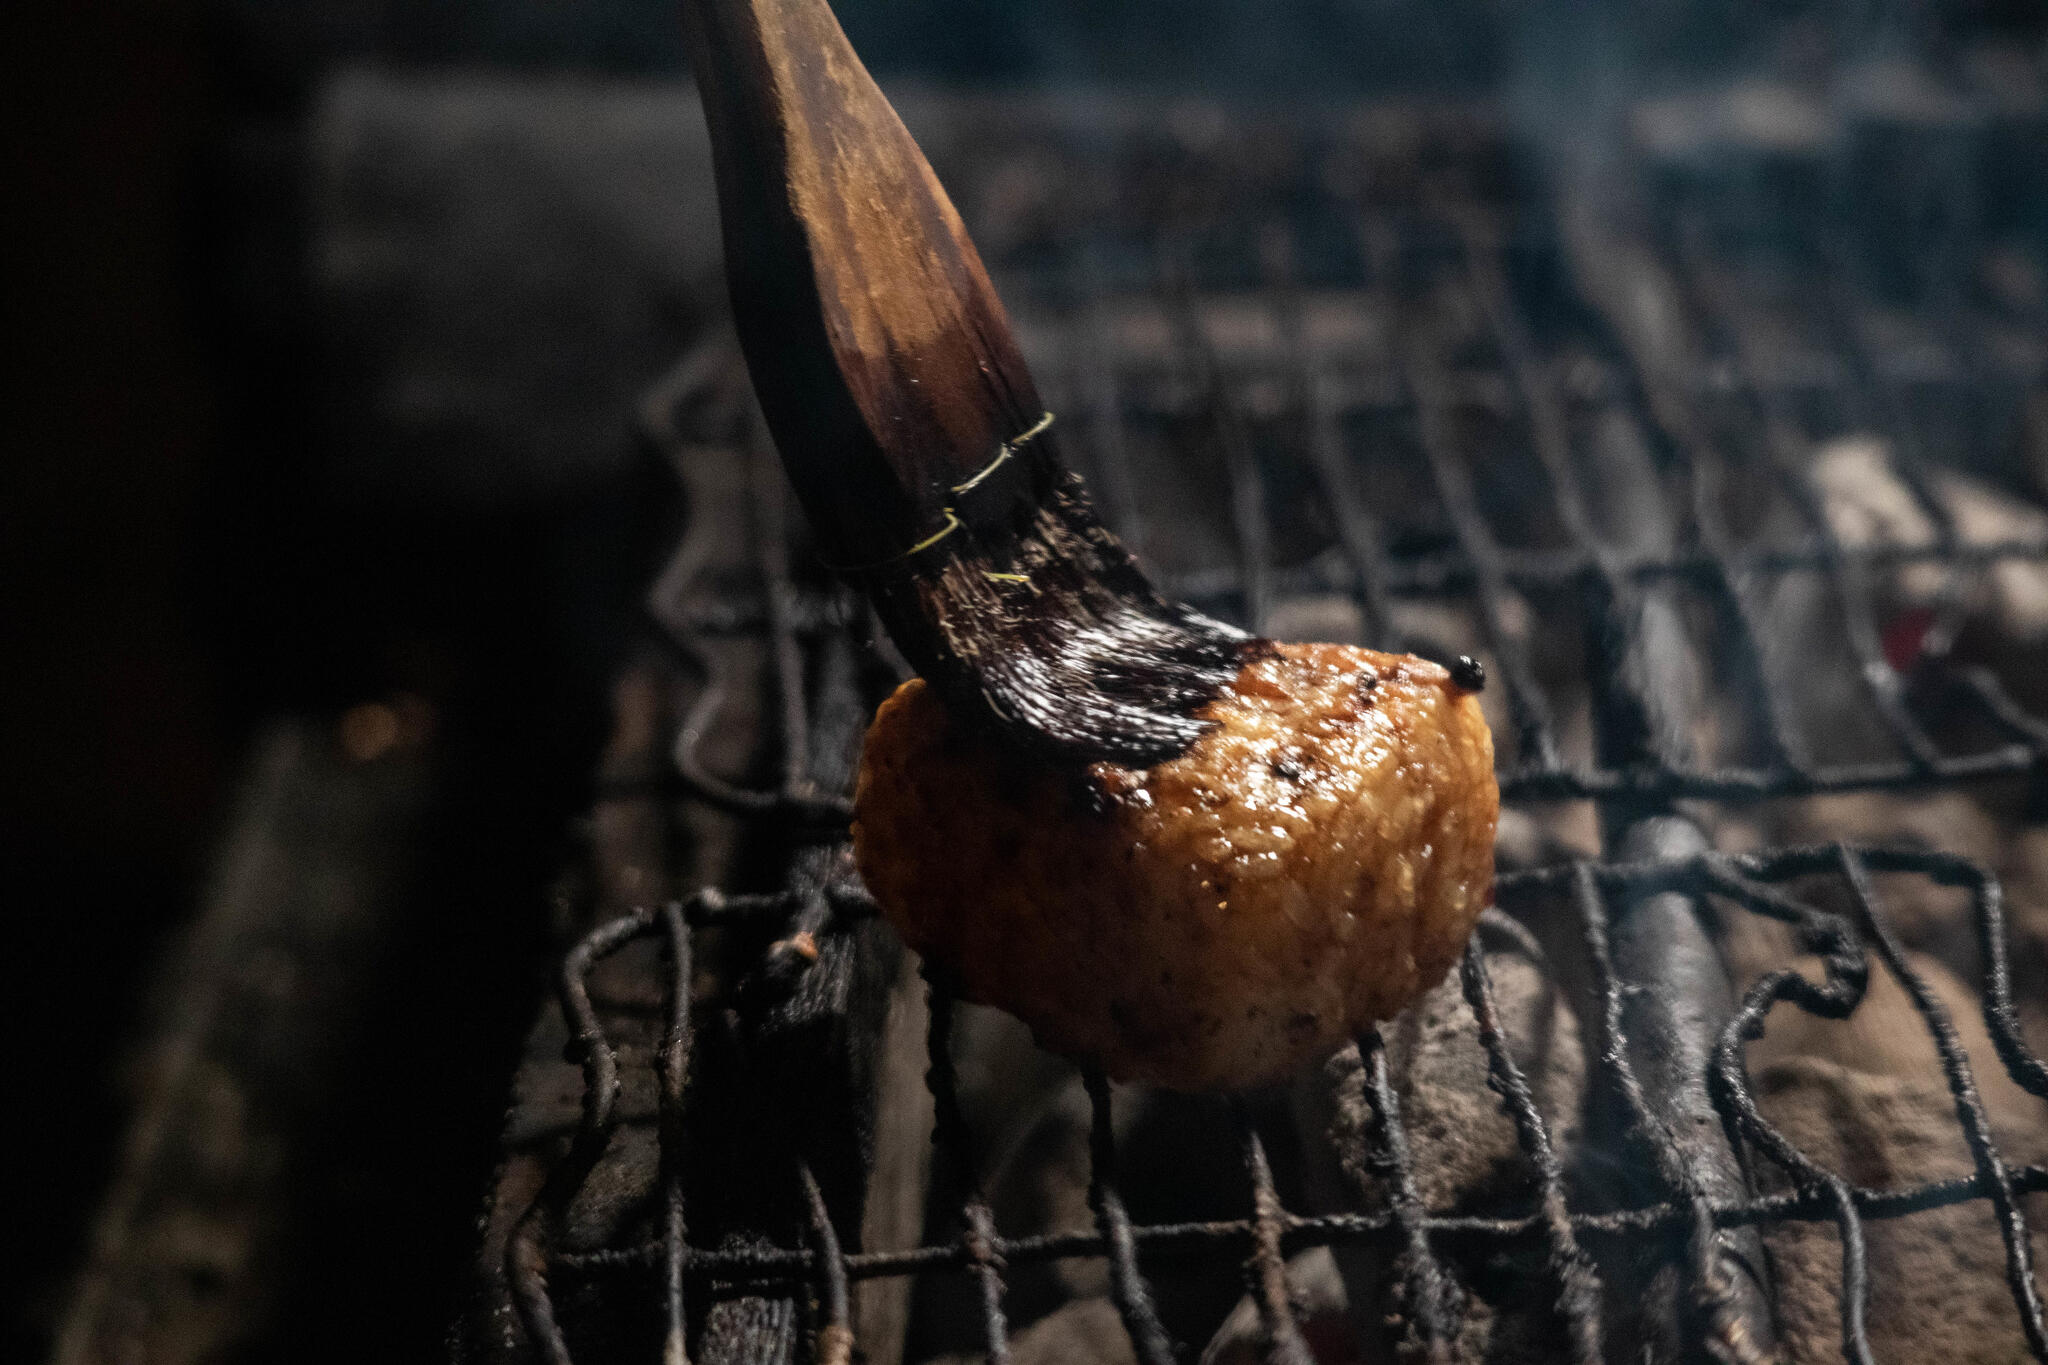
1750;1035;2047;1365
1717;895;2048;1365
1763;782;2048;1088
1810;439;1938;577
1933;474;2048;642
1741;948;2047;1164
1774;791;2005;978
1758;1055;2048;1365
1734;772;2048;1363
1333;961;1584;1208
1756;433;2048;765
1811;435;2048;651
1285;939;1585;1361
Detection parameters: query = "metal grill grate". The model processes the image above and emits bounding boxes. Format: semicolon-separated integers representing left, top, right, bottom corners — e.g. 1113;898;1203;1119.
484;96;2048;1365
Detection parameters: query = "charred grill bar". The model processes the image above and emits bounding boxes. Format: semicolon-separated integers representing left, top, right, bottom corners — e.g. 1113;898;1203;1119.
465;66;2048;1365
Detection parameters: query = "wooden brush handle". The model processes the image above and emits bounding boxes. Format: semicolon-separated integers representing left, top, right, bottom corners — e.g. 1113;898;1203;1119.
680;0;1048;569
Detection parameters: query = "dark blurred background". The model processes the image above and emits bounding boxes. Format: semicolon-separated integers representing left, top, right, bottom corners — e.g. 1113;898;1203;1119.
6;1;2043;1362
0;9;1494;1360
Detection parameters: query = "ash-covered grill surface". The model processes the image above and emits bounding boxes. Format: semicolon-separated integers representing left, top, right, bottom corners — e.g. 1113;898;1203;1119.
464;75;2048;1365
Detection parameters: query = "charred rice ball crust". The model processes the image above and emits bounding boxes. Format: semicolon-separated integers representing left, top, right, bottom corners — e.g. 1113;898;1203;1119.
852;641;1498;1092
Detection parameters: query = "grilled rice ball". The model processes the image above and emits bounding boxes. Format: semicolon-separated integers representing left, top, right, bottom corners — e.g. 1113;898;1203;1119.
852;641;1498;1092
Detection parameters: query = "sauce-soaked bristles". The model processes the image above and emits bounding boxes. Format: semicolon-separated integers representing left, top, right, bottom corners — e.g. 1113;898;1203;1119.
868;466;1258;766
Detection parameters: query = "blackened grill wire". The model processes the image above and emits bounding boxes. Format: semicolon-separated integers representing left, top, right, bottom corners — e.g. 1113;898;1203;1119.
923;972;1014;1365
508;150;2048;1365
1444;204;1777;1351
533;856;2048;1354
1840;852;2047;1358
1363;214;1568;774
1357;1023;1459;1358
1234;1104;1316;1365
1673;220;1947;773
1083;1068;1180;1365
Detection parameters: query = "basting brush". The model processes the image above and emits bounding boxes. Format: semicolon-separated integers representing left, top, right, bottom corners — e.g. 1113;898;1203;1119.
678;0;1255;765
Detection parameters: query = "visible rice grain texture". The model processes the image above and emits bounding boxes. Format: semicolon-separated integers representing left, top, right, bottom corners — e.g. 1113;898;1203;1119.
852;642;1499;1091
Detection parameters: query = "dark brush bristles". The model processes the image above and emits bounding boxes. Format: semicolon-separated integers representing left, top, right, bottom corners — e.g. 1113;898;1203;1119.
682;0;1257;765
866;463;1261;766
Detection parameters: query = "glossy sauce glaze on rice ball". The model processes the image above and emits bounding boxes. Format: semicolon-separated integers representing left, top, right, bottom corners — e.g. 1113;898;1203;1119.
852;641;1498;1092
